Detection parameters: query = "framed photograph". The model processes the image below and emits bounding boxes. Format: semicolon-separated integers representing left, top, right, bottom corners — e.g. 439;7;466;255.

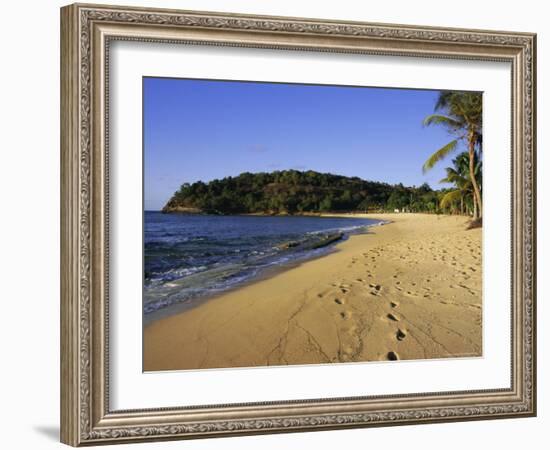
60;3;536;446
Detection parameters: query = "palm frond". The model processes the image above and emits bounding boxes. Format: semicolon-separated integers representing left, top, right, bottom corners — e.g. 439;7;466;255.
439;173;459;184
439;167;458;184
422;114;463;129
422;139;458;173
439;190;463;209
434;91;454;111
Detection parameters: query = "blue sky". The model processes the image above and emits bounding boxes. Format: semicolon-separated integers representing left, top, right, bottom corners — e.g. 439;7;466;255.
144;77;465;210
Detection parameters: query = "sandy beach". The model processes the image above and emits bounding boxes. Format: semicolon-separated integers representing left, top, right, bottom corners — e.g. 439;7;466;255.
144;213;482;371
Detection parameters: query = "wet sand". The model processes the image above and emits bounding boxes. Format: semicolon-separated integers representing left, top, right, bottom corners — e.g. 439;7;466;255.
144;213;482;371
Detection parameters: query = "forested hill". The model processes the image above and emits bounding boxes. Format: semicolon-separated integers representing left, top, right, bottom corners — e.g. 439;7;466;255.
162;170;442;215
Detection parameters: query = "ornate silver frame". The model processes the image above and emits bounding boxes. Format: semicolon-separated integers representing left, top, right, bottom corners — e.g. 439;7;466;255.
60;3;536;446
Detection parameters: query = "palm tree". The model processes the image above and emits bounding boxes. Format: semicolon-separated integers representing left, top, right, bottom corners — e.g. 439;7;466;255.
439;151;482;217
422;91;483;220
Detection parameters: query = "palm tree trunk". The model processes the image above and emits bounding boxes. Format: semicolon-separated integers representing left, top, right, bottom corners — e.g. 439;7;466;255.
468;132;482;220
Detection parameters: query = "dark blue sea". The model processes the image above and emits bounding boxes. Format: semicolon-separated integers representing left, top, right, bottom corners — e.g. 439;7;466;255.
144;212;385;316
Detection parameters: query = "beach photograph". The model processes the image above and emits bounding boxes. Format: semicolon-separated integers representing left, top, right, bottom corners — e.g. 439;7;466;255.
142;78;483;371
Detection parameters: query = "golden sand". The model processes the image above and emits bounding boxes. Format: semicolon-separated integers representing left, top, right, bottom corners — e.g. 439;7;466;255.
144;213;482;371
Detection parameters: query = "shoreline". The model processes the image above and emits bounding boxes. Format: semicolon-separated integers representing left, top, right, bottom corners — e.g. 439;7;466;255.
144;214;387;324
144;243;342;326
158;208;422;219
144;213;482;371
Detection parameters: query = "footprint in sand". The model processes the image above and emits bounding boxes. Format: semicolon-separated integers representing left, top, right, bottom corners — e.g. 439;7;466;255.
340;311;351;320
387;313;400;322
396;329;407;341
390;301;399;308
405;290;421;298
369;283;382;291
387;351;399;361
334;298;344;305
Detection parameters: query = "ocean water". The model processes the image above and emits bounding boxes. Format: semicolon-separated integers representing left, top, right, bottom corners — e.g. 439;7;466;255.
144;212;384;316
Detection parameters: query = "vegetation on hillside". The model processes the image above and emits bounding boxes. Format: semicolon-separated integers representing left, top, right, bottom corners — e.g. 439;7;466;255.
163;170;446;215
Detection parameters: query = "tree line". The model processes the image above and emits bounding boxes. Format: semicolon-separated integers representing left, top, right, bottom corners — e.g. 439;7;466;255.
163;170;448;215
